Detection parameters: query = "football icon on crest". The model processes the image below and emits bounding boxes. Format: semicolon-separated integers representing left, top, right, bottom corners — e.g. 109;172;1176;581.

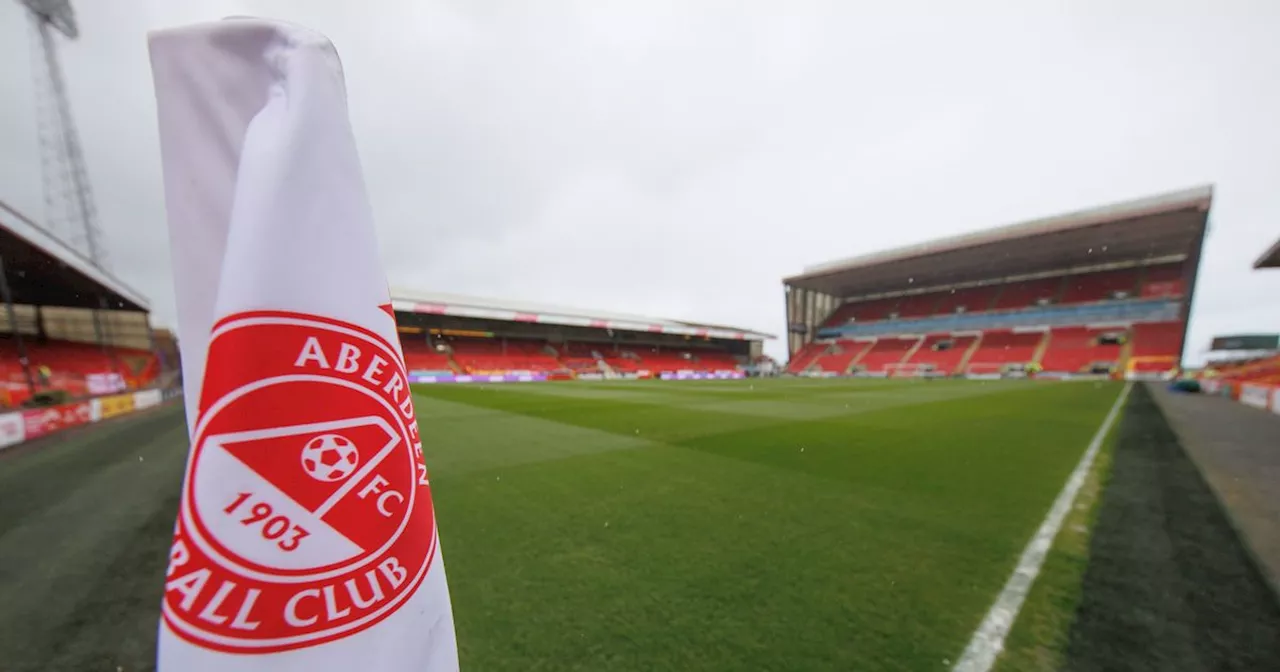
301;433;359;482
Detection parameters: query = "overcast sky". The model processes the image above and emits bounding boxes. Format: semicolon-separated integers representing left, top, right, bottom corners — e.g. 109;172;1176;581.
1;0;1278;362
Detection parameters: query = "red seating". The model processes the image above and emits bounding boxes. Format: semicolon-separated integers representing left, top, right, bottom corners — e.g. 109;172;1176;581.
400;340;454;371
787;342;826;373
965;330;1044;368
934;286;999;315
693;351;740;370
823;297;899;326
0;337;158;404
813;341;865;373
1039;327;1122;373
601;347;640;372
1128;322;1183;372
635;350;696;372
904;334;977;374
1216;354;1280;384
449;337;561;373
556;343;601;370
991;278;1062;310
560;342;602;358
1060;269;1140;304
895;294;938;318
855;337;918;373
1141;265;1185;298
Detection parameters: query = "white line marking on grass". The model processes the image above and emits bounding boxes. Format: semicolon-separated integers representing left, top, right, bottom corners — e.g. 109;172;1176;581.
952;381;1132;672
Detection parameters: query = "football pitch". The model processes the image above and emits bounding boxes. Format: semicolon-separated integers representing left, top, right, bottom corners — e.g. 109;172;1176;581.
0;378;1127;671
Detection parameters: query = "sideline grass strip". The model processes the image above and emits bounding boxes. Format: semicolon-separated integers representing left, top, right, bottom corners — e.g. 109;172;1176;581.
951;383;1129;672
992;400;1120;671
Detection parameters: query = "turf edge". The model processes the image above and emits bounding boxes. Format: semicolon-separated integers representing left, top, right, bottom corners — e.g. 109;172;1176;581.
989;395;1122;672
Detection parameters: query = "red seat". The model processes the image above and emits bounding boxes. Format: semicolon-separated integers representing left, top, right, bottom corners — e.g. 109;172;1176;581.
813;341;864;373
0;336;158;405
855;338;918;373
787;342;826;373
822;297;899;327
903;333;977;374
933;286;999;315
1141;265;1185;298
895;294;938;318
991;278;1062;310
1060;270;1140;304
965;330;1044;369
1039;327;1122;373
1128;322;1183;372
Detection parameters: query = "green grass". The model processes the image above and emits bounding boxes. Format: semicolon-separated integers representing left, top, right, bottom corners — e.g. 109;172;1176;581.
0;378;1125;671
994;394;1119;672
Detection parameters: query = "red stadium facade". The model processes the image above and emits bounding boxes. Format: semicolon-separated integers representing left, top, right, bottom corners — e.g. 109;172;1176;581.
387;290;773;382
783;186;1213;380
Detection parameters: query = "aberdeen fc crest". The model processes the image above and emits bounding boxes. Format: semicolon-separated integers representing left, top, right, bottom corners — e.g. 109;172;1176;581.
162;311;436;653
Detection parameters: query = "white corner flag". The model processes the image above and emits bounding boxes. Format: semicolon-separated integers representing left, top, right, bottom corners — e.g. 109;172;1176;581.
149;19;457;671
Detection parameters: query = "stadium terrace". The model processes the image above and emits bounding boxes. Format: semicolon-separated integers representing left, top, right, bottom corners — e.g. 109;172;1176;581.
783;185;1212;380
386;290;775;383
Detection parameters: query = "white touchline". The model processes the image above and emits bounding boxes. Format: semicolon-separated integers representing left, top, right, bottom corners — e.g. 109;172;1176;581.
951;381;1132;672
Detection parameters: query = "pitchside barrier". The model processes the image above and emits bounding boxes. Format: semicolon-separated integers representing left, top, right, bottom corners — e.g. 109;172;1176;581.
0;386;180;453
1198;379;1280;417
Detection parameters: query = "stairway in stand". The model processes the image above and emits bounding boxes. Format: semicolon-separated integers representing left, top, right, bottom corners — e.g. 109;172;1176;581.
956;333;984;373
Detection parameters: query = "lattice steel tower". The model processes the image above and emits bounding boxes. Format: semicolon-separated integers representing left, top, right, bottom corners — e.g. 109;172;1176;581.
21;0;109;269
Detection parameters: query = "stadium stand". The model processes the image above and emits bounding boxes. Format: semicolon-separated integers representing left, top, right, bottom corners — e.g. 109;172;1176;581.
783;186;1211;379
0;201;163;406
388;290;770;380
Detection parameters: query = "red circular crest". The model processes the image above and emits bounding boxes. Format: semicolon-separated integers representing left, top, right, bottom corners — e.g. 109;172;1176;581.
162;311;437;653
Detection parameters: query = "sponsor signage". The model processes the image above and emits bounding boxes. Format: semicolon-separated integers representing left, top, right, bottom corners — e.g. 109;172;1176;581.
87;372;127;395
99;393;137;419
1240;384;1272;409
135;389;164;410
22;401;92;440
0;412;24;449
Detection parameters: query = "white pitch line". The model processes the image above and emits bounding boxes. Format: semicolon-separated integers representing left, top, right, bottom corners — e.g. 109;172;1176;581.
952;381;1132;672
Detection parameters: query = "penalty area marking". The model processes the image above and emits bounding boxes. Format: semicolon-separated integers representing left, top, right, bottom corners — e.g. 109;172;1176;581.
952;381;1132;672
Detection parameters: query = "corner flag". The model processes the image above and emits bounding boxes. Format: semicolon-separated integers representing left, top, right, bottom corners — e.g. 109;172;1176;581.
149;18;457;671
